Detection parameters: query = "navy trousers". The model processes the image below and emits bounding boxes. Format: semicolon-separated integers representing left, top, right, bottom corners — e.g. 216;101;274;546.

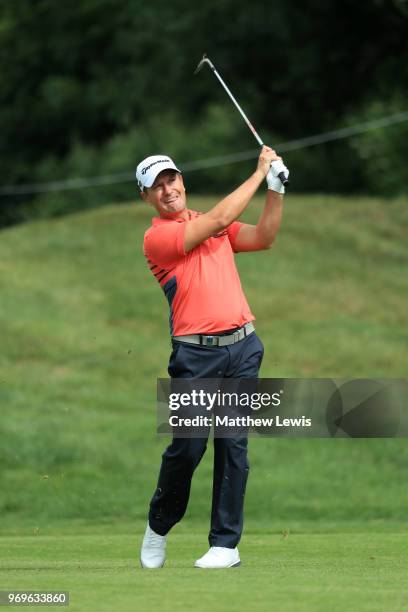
148;331;264;548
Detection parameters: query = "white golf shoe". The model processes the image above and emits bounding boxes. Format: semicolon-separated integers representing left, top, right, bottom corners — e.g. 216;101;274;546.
194;546;241;568
140;522;167;568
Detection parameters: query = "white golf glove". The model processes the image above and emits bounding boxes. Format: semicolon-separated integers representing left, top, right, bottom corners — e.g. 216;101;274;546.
266;160;289;194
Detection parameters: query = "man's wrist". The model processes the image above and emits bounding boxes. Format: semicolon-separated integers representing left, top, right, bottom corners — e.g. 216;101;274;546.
253;169;265;183
267;190;284;203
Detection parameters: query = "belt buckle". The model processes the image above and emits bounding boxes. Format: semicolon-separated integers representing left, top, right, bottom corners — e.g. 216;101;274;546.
204;335;215;347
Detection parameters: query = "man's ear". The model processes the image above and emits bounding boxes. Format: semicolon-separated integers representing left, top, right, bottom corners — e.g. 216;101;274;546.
140;190;149;203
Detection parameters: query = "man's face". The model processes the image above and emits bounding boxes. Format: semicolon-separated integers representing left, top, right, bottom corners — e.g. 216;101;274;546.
141;170;186;217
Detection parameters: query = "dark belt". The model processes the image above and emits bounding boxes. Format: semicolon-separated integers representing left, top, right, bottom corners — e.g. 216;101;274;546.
172;322;255;347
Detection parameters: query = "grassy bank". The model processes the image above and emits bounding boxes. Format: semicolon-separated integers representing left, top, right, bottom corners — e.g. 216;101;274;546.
0;194;407;527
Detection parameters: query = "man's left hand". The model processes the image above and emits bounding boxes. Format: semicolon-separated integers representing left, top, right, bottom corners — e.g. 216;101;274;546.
266;160;290;194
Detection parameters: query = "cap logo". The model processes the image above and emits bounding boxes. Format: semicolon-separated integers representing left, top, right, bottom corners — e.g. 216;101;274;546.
141;158;171;175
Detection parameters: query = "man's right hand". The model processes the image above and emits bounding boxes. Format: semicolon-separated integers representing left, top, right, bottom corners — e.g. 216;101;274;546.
256;146;281;178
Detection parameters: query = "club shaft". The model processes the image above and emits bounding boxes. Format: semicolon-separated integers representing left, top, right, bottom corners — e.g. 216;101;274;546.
196;55;289;187
210;66;264;147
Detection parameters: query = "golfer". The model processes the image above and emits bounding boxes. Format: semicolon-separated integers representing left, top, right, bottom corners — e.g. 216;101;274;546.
137;147;289;568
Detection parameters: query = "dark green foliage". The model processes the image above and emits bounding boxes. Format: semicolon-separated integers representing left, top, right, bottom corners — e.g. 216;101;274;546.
0;0;407;224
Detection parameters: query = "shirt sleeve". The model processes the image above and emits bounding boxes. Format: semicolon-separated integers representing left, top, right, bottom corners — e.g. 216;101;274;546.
144;222;187;267
226;221;245;253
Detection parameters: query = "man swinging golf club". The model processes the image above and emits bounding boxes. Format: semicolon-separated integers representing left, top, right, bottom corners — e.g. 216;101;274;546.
136;145;289;569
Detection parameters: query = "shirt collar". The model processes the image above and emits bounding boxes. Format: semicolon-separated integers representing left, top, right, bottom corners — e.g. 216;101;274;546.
152;209;199;226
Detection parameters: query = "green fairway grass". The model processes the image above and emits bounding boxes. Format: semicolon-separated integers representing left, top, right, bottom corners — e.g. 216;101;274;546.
1;521;407;612
0;194;407;610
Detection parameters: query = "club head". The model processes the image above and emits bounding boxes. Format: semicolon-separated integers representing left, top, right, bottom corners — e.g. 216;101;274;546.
194;54;212;75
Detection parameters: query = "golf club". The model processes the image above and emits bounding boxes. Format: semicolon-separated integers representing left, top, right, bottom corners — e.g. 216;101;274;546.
194;54;289;187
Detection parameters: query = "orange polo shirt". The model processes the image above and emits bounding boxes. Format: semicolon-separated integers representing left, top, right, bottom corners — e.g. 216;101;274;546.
143;210;255;336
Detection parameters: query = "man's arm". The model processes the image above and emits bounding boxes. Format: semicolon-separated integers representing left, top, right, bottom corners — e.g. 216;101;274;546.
184;146;277;252
231;158;289;252
232;190;284;252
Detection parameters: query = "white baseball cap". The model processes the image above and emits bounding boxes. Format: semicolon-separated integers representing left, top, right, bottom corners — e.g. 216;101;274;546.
135;155;181;191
